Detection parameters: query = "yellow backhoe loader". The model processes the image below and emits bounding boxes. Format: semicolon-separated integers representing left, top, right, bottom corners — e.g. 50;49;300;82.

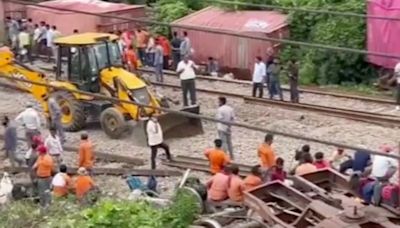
0;33;203;144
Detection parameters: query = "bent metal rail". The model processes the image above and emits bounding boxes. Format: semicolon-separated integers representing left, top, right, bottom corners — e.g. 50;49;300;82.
152;82;400;128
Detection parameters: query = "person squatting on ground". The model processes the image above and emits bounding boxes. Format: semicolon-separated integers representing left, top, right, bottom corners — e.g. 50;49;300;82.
204;139;230;174
216;96;235;159
33;145;54;208
75;167;96;204
227;164;245;202
295;153;317;176
15;103;41;148
206;165;231;202
146;114;172;169
47;96;65;143
244;165;263;191
2;116;18;166
177;55;198;106
52;164;73;198
78;133;94;175
252;56;266;98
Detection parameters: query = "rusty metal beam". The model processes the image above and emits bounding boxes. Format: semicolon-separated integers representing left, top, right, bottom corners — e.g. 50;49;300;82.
0;134;145;166
3;166;182;177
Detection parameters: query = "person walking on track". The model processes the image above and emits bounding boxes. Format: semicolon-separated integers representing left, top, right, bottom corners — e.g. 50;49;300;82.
146;114;172;169
287;59;299;103
16;103;41;148
177;55;198;107
252;56;266;98
216;96;235;159
267;57;283;101
47;96;65;144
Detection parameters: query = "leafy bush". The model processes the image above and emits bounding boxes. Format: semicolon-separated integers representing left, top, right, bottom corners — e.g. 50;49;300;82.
0;191;200;228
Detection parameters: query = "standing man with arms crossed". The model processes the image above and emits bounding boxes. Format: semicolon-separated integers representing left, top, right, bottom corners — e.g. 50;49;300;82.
216;96;235;159
177;55;198;107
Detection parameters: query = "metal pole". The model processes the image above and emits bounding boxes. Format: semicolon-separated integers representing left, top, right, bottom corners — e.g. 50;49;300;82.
7;0;400;60
1;74;400;160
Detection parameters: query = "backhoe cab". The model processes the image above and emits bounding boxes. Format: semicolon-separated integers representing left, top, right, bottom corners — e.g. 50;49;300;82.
49;33;202;142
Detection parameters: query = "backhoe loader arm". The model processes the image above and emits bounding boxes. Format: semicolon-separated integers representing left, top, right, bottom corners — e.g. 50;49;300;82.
0;50;50;113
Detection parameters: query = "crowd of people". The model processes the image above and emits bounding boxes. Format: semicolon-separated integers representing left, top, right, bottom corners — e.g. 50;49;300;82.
2;100;96;208
203;131;398;205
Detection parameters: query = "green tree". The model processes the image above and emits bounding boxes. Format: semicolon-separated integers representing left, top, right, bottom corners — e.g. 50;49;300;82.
153;0;191;36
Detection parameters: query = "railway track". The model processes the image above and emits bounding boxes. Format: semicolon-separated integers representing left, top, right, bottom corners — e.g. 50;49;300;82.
139;68;395;105
151;81;400;128
162;155;253;177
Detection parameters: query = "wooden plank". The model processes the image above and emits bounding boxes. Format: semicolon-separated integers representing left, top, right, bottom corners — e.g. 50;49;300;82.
0;134;145;166
3;166;182;177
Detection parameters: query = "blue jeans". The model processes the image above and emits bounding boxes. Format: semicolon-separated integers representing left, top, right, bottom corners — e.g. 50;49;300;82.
146;53;155;67
269;81;283;100
155;63;163;82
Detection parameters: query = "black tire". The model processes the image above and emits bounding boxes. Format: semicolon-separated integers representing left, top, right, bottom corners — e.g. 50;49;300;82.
51;90;86;131
100;107;127;139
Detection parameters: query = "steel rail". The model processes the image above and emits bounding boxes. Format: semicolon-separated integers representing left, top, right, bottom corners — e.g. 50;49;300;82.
7;0;400;60
209;0;400;22
151;81;400;128
0;74;399;160
3;166;182;177
0;133;145;165
138;68;395;105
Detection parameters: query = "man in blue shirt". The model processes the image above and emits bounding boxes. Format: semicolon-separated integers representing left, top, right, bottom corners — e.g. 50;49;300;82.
339;149;371;174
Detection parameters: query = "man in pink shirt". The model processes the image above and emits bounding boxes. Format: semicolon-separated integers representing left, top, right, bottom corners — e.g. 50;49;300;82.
206;166;231;202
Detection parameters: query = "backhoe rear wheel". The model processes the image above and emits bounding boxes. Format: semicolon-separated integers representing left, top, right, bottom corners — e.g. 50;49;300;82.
100;107;127;139
52;91;86;131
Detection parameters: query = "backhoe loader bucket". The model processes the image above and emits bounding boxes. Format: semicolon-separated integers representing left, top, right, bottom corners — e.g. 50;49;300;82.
128;105;203;147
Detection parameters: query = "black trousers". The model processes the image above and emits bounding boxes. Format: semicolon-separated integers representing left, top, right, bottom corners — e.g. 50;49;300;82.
150;142;171;169
163;55;170;70
181;79;197;106
396;84;400;105
252;83;263;98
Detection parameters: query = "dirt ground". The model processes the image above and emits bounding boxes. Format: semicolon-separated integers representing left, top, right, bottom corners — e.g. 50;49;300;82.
0;61;399;198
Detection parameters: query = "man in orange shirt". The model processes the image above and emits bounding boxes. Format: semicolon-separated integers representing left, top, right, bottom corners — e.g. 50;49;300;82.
33;145;54;208
135;28;148;65
206;165;231;202
124;45;138;72
52;164;72;198
227;164;245;202
78;133;94;174
204;139;230;174
244;165;263;191
75;167;96;201
158;35;171;69
258;134;276;170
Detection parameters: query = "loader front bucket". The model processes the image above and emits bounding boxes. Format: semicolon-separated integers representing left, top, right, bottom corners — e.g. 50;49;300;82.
128;105;203;147
158;105;204;139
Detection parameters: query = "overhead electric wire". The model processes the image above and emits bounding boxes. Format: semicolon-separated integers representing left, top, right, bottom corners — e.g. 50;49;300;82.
207;0;400;22
8;0;400;60
0;74;399;160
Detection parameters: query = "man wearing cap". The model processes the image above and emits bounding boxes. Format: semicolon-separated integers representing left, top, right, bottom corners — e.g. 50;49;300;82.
32;145;54;208
15;103;41;148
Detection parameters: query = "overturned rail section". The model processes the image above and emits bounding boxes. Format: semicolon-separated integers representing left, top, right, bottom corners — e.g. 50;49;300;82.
162;155;252;177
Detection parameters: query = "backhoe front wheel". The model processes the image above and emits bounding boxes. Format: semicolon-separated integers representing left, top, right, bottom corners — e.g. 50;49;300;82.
51;91;86;131
100;107;127;139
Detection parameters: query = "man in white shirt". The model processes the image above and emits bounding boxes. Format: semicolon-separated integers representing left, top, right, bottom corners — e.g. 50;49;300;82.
146;114;172;169
45;24;54;62
45;127;63;166
394;62;400;110
176;55;199;106
15;103;41;147
50;25;61;63
216;96;235;159
370;144;397;181
17;27;32;64
252;56;266;98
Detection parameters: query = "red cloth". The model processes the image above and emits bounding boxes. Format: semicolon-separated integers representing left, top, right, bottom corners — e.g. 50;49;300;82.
38;145;47;154
270;168;286;182
159;36;171;56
